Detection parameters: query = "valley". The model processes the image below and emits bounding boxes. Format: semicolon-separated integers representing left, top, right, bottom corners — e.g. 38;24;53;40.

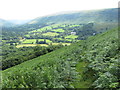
2;23;95;48
1;8;119;88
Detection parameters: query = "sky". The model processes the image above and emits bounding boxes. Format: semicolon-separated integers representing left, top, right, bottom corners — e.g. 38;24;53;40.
0;0;119;20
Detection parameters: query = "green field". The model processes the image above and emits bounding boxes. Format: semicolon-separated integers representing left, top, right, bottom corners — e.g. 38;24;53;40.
16;44;48;48
29;26;52;33
17;43;71;48
68;24;80;27
50;24;60;28
42;32;59;36
54;38;73;42
37;26;52;31
51;43;71;46
28;24;80;34
24;34;30;37
65;35;78;39
22;39;52;44
51;29;65;32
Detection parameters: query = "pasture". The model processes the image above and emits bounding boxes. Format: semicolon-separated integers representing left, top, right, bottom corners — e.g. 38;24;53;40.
65;35;78;39
22;39;52;44
42;32;59;36
51;29;65;32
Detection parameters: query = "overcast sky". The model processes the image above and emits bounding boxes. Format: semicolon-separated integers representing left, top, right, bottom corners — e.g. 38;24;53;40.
0;0;119;20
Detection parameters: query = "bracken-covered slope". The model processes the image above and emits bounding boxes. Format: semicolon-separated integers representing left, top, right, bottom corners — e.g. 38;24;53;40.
2;28;119;88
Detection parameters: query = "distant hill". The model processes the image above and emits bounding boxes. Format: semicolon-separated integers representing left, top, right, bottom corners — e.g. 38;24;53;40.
5;8;116;34
0;19;15;27
30;8;117;23
26;8;118;29
1;8;118;33
8;19;32;25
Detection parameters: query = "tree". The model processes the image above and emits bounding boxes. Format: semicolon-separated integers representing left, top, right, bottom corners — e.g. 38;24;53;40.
36;39;39;44
44;39;46;44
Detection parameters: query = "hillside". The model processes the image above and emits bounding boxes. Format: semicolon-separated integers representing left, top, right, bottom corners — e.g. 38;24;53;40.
2;28;119;88
28;8;118;24
2;8;118;32
25;8;118;30
2;8;118;45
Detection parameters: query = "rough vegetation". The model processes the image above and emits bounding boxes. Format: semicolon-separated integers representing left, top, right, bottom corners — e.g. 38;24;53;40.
1;8;119;89
2;28;119;88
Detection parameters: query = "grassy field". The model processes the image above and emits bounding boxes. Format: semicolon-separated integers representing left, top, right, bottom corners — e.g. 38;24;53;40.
51;43;71;46
51;29;65;32
50;24;60;28
22;39;52;44
42;32;59;36
16;43;71;48
24;34;30;37
29;26;52;33
68;24;80;27
16;44;48;48
65;35;78;39
16;44;37;48
54;38;73;41
37;26;52;31
28;24;80;34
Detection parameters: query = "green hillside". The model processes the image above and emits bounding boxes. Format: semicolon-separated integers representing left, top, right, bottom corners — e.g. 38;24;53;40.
2;8;118;40
28;8;118;24
23;8;118;33
2;28;119;88
2;8;118;50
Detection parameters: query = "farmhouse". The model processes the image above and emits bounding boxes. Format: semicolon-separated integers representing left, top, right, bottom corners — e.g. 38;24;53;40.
71;32;76;35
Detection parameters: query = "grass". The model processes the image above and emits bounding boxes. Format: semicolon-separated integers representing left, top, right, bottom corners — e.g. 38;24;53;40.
51;29;65;32
65;35;78;39
50;24;60;28
22;39;36;44
16;44;37;48
51;43;71;46
37;26;52;31
29;26;52;33
72;62;94;88
68;24;80;28
16;44;48;48
54;38;72;41
42;32;59;36
16;43;71;48
22;39;52;44
24;34;30;37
